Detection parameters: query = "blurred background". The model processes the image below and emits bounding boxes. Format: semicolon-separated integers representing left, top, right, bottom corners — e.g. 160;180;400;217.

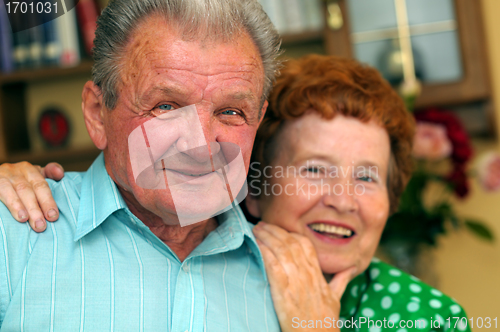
0;0;499;324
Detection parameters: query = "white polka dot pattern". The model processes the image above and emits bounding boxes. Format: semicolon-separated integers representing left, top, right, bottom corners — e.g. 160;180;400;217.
339;261;470;331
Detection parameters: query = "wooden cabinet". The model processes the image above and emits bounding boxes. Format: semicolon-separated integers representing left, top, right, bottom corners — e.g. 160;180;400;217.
320;0;491;109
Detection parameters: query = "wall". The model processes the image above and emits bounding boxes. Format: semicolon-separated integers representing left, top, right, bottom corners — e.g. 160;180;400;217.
430;0;500;323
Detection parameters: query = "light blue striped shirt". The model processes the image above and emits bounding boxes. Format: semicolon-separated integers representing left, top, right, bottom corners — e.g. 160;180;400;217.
0;153;279;331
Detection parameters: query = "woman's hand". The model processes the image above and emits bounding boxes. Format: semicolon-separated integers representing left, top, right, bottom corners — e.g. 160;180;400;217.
253;222;356;332
0;162;64;231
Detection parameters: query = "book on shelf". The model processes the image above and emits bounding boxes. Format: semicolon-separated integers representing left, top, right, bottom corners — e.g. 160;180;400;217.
41;8;62;66
0;0;102;74
56;3;81;67
26;0;44;68
11;10;30;69
76;0;100;56
0;2;14;73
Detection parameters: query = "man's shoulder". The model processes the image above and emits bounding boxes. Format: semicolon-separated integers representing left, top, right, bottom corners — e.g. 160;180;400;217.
46;171;85;198
0;171;87;260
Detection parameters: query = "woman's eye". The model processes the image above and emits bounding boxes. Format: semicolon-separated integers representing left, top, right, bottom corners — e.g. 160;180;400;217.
308;167;321;173
358;176;374;183
303;166;327;178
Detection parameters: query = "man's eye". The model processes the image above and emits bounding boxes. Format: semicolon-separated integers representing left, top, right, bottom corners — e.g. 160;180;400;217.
150;104;176;117
158;104;174;111
218;109;246;126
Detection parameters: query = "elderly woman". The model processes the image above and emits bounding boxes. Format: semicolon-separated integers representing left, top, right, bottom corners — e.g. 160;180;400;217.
245;55;470;331
0;55;469;331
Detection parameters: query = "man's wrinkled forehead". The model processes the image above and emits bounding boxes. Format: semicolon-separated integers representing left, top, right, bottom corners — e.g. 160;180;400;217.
119;14;264;84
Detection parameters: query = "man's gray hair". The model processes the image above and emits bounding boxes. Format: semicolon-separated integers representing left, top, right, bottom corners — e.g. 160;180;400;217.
92;0;282;110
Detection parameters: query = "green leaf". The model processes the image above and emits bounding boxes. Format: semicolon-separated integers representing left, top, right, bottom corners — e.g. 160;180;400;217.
398;172;428;212
464;220;495;242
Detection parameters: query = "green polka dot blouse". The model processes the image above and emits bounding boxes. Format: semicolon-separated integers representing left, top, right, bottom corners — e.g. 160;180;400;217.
339;258;471;331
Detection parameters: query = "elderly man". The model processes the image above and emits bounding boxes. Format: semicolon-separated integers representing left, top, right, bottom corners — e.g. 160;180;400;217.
0;0;282;330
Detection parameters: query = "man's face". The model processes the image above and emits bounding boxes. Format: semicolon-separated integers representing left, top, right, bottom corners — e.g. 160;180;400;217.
100;16;266;224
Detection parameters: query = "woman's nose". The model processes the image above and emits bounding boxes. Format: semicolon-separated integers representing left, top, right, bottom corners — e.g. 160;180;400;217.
322;178;359;214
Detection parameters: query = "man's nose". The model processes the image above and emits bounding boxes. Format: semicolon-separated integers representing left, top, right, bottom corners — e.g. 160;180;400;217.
175;110;221;163
322;177;359;214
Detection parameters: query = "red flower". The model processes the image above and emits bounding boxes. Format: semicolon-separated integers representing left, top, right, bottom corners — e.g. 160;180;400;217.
446;166;470;198
414;108;473;165
414;108;473;198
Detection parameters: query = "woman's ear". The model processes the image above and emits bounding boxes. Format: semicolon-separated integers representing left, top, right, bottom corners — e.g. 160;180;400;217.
245;193;262;219
82;81;107;150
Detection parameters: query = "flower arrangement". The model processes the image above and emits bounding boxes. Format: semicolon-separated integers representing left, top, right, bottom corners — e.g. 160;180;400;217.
380;107;496;275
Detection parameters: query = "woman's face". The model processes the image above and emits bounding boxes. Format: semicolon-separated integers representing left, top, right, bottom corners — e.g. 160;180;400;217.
251;113;391;277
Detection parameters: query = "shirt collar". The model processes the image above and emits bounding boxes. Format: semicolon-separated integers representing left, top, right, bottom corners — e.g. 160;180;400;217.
189;204;268;281
74;153;127;241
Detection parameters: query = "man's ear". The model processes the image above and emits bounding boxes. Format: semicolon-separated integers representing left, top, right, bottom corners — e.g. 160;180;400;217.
82;81;107;150
258;100;268;126
245;193;261;219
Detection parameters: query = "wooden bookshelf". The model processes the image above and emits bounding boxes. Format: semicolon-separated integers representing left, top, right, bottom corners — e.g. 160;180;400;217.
0;60;94;85
0;60;97;171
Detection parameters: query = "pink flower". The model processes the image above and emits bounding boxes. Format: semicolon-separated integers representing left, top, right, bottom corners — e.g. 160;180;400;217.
412;122;453;160
477;152;500;192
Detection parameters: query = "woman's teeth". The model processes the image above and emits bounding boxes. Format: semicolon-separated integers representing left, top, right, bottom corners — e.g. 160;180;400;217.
309;223;353;238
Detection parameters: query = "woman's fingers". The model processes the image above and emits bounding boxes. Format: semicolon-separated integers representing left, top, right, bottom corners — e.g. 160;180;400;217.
0;161;61;232
30;163;63;222
16;175;48;231
26;173;59;223
289;232;321;270
42;163;65;181
256;239;289;291
254;223;348;332
0;175;29;222
253;222;302;276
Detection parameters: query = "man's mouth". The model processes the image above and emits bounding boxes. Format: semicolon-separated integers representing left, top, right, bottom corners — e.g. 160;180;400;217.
165;168;215;178
308;223;355;239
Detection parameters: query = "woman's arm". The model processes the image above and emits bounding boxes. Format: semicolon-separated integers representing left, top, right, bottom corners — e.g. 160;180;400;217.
252;222;357;332
0;162;64;231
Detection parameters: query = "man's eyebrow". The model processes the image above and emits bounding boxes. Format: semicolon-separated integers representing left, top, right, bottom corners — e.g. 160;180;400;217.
226;91;256;100
154;86;187;97
223;91;261;109
138;85;188;105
